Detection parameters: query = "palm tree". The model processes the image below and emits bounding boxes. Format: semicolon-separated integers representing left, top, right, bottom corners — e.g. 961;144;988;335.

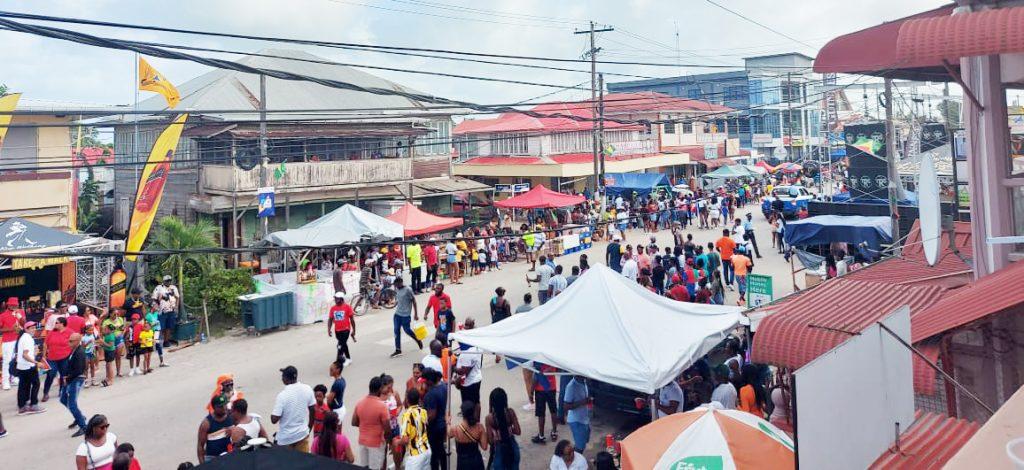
149;216;219;298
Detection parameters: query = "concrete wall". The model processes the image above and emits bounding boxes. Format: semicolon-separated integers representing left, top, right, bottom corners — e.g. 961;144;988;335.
0;114;75;229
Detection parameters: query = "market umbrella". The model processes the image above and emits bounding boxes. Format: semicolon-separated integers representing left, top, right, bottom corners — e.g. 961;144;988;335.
385;202;463;237
778;162;803;173
755;160;776;173
195;445;362;469
493;184;585;209
620;406;794;470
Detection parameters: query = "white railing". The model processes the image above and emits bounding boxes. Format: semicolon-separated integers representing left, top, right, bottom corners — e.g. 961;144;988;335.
696;132;729;144
201;158;412;194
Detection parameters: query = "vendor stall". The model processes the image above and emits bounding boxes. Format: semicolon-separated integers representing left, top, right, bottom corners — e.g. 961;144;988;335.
386;202;463;237
264;204;403;247
451;264;743;394
252;269;360;326
493;184;585;209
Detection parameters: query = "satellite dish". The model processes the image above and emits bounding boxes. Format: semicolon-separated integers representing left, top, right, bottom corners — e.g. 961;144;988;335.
918;152;942;266
235;148;260;171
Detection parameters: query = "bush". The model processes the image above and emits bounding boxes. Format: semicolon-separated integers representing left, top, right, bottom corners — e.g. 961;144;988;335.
182;268;254;323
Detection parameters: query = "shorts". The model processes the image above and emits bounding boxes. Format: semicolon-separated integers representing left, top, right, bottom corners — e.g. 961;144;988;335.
359;444;386;468
103;349;116;363
139;346;153;354
447;254;457;264
126;343;139;359
649;214;658;222
86;352;95;361
534;390;558;419
478;260;488;269
115;336;125;348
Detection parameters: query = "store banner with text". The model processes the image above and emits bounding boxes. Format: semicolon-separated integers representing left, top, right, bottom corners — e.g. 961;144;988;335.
125;114;188;261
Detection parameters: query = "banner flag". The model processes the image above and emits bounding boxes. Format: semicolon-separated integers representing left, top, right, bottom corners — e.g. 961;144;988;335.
125;114;188;261
0;93;23;151
139;57;180;108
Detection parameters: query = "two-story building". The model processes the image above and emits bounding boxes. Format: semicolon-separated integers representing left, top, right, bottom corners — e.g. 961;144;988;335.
608;52;825;161
108;50;487;249
453;92;736;193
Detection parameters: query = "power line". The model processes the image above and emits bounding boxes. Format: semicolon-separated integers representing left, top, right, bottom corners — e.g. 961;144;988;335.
703;0;818;50
384;0;588;26
324;0;571;30
0;11;820;69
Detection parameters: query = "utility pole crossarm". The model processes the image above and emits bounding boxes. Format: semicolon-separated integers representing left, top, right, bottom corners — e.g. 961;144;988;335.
573;21;613;199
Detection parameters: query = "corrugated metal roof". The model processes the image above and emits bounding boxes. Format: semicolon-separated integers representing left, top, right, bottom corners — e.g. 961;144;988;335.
845;220;973;289
751;278;947;370
869;410;979;470
913;260;1024;342
126;49;455;122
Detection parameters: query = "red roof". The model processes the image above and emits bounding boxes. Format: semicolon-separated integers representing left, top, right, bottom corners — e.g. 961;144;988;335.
459;153;667;166
844;220;973;290
494;184;585;209
896;6;1024;69
454;92;730;135
74;146;113;167
385;202;463;237
870;410;979;470
913;259;1024;343
814;4;956;81
751;278;947;370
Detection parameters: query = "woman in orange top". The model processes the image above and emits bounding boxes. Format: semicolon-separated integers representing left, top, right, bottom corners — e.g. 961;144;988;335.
737;364;767;419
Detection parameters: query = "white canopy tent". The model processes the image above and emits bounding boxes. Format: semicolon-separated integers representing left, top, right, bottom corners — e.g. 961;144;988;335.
264;204;404;247
451;264;744;394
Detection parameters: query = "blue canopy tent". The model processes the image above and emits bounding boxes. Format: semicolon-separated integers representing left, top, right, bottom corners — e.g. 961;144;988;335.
603;172;670;198
783;215;893;250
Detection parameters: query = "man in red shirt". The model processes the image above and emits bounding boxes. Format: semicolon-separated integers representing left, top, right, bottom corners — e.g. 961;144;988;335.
42;316;72;401
667;274;691;302
423;283;453;329
423;242;439;291
352;375;391;468
65;305;86;335
327;292;356;366
715;229;737;289
1;297;26;390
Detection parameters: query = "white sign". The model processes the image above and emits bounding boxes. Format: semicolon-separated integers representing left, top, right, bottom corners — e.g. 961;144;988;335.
752;133;774;145
794;306;915;470
703;144;718;160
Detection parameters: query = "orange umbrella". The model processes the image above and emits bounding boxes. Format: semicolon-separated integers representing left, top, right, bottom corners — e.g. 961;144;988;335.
620;406;794;470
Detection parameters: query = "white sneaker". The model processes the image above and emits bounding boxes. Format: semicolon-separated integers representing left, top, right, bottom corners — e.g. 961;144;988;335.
128;369;135;377
1;384;9;391
343;358;352;367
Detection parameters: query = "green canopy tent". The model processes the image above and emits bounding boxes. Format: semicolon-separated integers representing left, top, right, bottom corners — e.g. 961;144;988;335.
700;165;756;180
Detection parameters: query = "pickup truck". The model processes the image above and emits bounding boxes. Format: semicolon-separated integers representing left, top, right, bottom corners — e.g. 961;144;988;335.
761;185;813;218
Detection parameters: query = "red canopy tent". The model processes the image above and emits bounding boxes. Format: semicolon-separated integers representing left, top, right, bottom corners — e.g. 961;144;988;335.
493;185;586;209
386;202;463;237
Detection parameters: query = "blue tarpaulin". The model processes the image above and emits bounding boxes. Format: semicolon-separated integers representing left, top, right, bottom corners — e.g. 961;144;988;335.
603;172;670;197
783;215;893;250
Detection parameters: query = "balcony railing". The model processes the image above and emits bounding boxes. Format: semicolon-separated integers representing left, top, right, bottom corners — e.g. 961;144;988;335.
201;156;449;194
696;132;729;144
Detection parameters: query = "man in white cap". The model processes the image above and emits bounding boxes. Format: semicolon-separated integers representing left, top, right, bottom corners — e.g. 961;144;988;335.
152;275;180;347
327;292;356;366
606;234;623;273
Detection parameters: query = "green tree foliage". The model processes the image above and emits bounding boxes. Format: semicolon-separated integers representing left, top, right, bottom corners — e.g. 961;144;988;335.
77;176;101;232
149;216;220;292
184;269;253;321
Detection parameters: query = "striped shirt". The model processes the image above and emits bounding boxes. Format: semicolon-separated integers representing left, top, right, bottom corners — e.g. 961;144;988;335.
400;405;430;456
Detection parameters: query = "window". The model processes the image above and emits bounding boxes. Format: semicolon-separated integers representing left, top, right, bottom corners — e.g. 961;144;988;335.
687;88;701;100
725;85;746;101
682;121;693;134
418;120;452;156
0;127;37;171
490;132;529;155
748;80;763;105
663;121;675;134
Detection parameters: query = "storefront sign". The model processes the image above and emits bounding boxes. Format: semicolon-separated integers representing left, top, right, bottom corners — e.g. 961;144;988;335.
747;274;773;308
0;275;26;289
12;256;70;271
704;144;718;160
494;184;513;193
512;183;531;193
257;186;275;218
752;133;773;145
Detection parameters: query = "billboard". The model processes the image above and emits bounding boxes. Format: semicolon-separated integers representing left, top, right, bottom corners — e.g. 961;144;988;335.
794;306;914;470
844;123;889;199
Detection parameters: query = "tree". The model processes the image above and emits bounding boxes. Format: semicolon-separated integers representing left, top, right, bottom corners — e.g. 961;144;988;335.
77;176;101;232
0;84;8;96
149;216;220;303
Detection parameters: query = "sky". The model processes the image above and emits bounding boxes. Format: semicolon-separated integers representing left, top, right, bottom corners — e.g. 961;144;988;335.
0;0;950;108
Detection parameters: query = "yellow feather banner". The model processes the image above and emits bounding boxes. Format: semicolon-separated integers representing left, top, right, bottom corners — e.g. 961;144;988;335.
125;114;188;261
0;93;23;151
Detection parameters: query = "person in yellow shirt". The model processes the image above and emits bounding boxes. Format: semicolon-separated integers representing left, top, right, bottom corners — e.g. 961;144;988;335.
139;321;155;374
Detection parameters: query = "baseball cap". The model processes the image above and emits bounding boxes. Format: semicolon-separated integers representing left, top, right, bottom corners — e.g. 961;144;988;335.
280;365;298;380
24;321;37;329
211;394;229;408
68;305;79;314
672;274;682;283
163;275;173;281
5;297;17;307
334;292;345;299
131;314;141;321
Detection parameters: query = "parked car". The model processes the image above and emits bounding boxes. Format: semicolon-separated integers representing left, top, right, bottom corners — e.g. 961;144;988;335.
762;185;813;218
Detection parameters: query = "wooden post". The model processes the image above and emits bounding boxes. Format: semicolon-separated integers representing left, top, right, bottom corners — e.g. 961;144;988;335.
202;298;211;343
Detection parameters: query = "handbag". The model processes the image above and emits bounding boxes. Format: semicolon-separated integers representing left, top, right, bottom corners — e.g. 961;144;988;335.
8;333;22;377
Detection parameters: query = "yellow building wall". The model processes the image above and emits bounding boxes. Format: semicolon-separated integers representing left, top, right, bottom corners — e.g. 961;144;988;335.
0;115;75;229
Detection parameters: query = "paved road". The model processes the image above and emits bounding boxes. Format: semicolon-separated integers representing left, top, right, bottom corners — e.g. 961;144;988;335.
1;214;798;469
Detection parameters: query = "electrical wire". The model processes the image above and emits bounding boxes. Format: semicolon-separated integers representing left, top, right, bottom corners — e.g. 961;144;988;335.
0;11;822;69
703;0;818;51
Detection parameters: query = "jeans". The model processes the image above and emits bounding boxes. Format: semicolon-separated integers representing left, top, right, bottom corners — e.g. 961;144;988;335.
16;367;39;408
538;289;550;305
426;264;438;289
43;357;68;396
60;376;86;430
737;275;748;296
411;266;423;292
335;329;350;361
428;430;448;470
161;311;178;345
713;292;724;305
393;314;417;351
491;439;520;470
568;421;591;453
745;230;762;257
1;340;14;387
722;260;735;286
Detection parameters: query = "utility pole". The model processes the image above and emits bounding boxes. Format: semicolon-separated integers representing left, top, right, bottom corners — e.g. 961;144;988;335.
575;21;613;199
786;72;794;162
884;78;902;254
259;74;269;238
598;73;607;192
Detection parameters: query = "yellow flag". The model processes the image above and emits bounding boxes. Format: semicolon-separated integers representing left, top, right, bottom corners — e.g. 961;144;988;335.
125;114;188;261
138;57;180;109
0;93;22;151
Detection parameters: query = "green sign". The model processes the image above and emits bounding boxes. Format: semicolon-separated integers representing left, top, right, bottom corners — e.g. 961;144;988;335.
747;274;773;308
669;456;723;470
